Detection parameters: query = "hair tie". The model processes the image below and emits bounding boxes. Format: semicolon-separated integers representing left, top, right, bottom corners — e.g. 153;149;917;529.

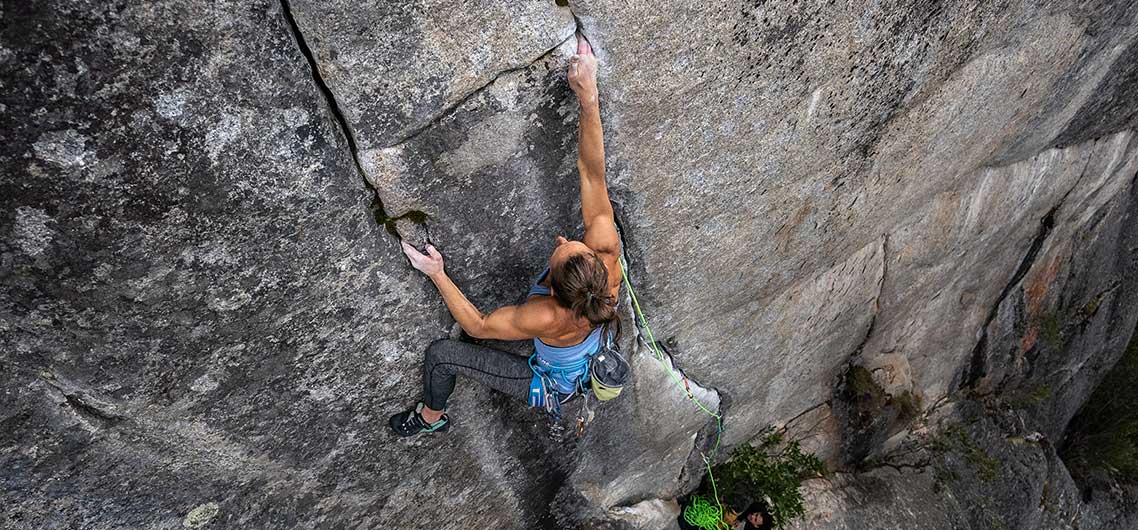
586;292;595;302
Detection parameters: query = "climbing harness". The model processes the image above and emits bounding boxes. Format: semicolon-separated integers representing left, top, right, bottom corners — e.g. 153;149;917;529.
527;350;590;419
527;322;627;424
619;256;727;524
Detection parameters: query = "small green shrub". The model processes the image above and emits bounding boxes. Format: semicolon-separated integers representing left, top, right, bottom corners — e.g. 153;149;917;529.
698;432;824;529
891;390;922;422
846;365;886;411
965;443;1002;482
930;424;1002;482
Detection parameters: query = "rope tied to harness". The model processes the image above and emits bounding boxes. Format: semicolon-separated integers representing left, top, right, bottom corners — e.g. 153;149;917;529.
619;256;726;520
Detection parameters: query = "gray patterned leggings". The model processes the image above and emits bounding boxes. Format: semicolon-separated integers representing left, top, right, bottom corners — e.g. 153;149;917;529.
421;339;533;410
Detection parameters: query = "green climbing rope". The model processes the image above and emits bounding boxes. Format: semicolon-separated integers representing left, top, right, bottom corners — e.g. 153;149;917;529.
683;495;727;530
619;256;726;522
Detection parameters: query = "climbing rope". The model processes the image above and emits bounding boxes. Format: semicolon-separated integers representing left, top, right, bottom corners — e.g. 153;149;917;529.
619;256;726;522
683;495;727;530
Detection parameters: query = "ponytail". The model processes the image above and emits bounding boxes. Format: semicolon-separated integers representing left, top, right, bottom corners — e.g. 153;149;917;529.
550;252;621;340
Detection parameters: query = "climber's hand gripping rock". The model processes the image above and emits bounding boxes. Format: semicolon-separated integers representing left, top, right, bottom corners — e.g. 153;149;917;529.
402;241;444;277
568;34;597;106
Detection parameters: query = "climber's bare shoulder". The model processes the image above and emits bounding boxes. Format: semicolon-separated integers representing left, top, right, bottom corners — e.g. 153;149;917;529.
472;297;560;341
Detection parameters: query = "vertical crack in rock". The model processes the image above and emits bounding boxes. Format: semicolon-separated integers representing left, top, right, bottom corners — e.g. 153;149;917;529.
852;234;890;359
962;207;1059;389
278;0;401;233
961;154;1097;390
612;204;729;491
280;0;361;162
676;374;727;490
284;8;578;240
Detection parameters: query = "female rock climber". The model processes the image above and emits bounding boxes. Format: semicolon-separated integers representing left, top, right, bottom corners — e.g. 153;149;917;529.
389;35;622;437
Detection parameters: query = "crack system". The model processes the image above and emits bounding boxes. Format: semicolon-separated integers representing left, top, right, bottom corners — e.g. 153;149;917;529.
961;207;1059;390
280;0;362;168
279;0;413;237
780;400;832;433
613;203;730;489
871;459;933;474
960;152;1098;391
281;0;582;239
282;0;728;506
384;31;577;149
851;234;890;359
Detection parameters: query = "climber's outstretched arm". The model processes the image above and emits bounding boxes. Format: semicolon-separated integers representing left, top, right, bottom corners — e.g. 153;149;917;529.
568;35;620;258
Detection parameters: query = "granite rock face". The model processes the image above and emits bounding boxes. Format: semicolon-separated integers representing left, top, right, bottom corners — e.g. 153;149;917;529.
3;1;1138;529
0;2;563;529
790;144;1138;530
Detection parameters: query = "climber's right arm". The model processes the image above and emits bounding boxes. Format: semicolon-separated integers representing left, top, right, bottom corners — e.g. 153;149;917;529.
568;35;620;260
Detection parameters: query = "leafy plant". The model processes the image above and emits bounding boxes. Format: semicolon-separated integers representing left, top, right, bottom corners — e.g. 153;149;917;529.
891;390;922;422
846;365;886;411
699;432;824;528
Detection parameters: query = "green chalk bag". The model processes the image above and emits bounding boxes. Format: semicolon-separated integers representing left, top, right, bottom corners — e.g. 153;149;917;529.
589;338;630;401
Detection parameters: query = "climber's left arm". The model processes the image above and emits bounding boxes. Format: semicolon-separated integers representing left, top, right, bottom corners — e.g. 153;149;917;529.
400;241;553;340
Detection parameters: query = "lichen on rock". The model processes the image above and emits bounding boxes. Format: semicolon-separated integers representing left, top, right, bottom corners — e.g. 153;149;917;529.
183;502;219;528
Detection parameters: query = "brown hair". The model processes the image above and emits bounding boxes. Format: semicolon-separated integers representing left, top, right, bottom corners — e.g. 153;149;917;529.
550;251;620;338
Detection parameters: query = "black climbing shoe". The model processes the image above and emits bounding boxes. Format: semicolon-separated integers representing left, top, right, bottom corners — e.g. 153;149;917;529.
389;403;450;437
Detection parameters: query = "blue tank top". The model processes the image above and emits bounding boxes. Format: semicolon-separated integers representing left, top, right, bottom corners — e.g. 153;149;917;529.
526;266;603;394
526;267;552;297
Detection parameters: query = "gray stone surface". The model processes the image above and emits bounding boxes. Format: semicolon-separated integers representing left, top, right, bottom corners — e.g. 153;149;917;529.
288;0;576;144
3;0;1138;528
966;134;1138;438
789;164;1138;529
0;1;561;529
791;400;1138;530
568;0;1138;448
